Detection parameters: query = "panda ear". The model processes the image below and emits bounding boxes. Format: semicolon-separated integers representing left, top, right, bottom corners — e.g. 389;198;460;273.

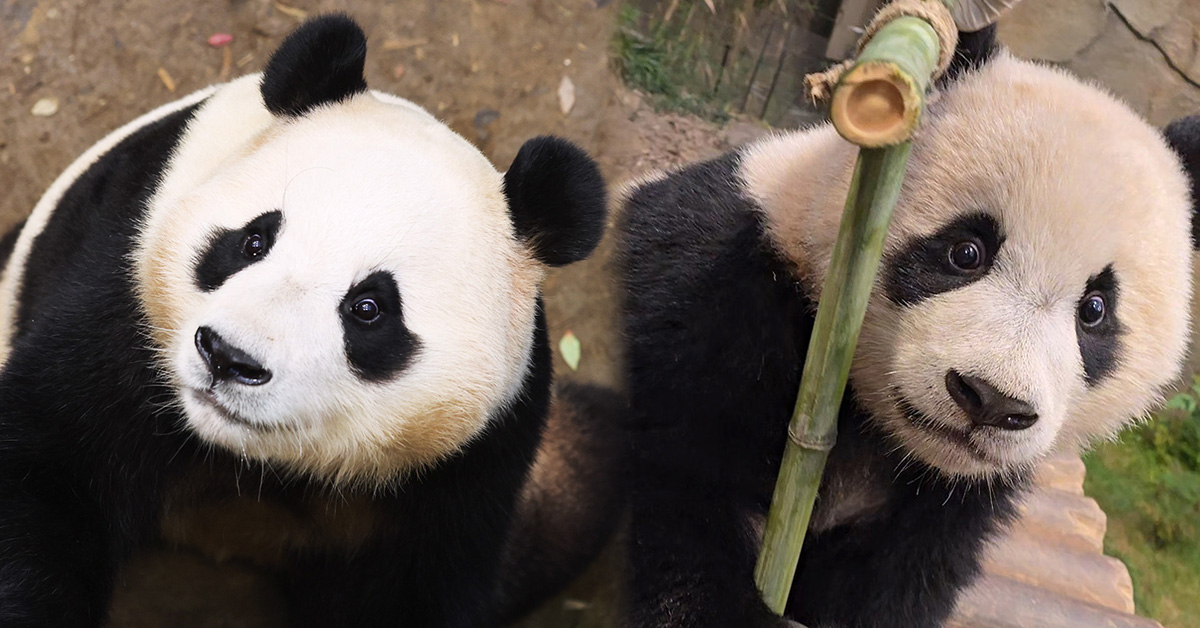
937;23;999;87
503;137;608;267
260;14;368;117
1164;115;1200;250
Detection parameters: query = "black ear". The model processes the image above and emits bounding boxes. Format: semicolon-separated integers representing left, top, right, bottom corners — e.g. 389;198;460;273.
1164;115;1200;249
260;14;368;117
938;23;999;87
504;137;608;267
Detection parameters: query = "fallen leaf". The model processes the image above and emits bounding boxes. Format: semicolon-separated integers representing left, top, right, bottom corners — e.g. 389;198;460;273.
382;37;429;51
207;32;234;47
704;0;716;12
559;331;581;371
562;598;591;611
30;97;58;117
392;63;406;79
558;75;576;116
157;67;177;92
451;33;459;47
273;2;308;20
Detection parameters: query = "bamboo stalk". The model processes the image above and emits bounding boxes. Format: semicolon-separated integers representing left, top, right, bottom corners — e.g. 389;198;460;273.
752;10;946;617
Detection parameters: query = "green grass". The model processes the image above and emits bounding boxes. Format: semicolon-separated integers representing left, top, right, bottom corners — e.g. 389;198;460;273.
1083;378;1200;628
612;5;730;121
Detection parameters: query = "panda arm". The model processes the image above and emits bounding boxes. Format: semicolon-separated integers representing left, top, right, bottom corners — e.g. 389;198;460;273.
790;468;1022;628
618;153;814;628
0;439;112;626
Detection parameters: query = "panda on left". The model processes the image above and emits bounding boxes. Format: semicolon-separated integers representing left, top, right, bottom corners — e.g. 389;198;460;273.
0;14;623;628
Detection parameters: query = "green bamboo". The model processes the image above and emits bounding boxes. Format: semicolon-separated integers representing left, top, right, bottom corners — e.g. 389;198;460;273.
752;10;946;617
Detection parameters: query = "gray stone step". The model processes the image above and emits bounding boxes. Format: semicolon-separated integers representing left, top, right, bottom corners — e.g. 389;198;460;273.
981;531;1135;613
1007;487;1107;553
948;574;1163;628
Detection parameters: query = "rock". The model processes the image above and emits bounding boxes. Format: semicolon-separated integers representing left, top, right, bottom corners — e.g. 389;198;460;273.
473;108;501;142
1034;453;1086;495
949;574;1164;628
1007;488;1106;553
30;97;58;117
1109;0;1180;35
981;534;1135;613
997;0;1106;63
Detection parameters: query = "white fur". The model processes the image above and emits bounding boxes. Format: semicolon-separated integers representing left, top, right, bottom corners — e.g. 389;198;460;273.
116;78;543;484
743;53;1193;479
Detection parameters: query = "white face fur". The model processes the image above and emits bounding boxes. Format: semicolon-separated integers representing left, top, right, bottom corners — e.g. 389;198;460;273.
744;53;1194;480
135;79;544;485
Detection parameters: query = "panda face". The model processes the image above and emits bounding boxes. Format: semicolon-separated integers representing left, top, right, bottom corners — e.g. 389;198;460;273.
745;53;1193;480
138;93;544;484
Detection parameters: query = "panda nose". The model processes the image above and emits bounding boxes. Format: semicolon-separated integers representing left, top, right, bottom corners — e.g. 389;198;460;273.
195;326;272;386
945;370;1038;431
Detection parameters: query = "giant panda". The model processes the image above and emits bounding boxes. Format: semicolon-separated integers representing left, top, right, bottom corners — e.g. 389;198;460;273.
615;26;1200;628
0;14;623;628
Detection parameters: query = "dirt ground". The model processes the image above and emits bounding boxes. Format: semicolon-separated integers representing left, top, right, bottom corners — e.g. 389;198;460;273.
1;0;764;625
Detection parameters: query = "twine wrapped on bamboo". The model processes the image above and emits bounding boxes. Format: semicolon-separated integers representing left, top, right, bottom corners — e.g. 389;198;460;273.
752;0;956;618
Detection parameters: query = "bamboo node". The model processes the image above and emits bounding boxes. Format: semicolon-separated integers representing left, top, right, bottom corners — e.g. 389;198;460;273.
804;0;957;105
787;424;838;452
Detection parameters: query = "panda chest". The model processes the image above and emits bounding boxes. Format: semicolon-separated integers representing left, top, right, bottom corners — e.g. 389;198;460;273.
159;466;387;567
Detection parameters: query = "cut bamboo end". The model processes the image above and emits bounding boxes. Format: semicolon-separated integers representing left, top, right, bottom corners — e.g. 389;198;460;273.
830;61;920;148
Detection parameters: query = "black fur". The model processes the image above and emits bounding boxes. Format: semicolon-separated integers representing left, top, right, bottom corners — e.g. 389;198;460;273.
281;307;552;628
0;16;620;627
616;151;1023;628
0;102;201;627
1077;265;1122;386
884;212;1003;307
194;210;283;291
504;136;608;266
493;381;628;622
939;24;999;86
340;270;421;381
1163;114;1200;248
260;14;368;117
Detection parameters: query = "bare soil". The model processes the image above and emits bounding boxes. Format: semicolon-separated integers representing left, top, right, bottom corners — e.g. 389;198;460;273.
2;0;763;625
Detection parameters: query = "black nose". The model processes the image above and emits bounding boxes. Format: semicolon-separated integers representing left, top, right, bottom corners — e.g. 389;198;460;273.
195;327;272;386
945;370;1038;431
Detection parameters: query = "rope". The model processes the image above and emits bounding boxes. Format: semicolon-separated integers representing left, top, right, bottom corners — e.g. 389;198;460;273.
805;0;959;103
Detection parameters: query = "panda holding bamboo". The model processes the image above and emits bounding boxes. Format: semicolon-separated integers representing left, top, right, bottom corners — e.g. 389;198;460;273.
0;15;623;627
616;26;1200;628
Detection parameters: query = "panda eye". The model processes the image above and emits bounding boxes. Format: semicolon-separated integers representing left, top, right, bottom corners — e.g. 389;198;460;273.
351;298;381;323
948;239;984;271
1078;292;1106;327
242;233;266;259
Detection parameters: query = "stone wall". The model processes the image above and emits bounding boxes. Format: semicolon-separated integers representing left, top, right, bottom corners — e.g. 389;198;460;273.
998;0;1200;127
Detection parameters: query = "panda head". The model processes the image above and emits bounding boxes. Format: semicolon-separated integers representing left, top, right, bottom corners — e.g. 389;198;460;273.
135;15;606;484
747;31;1200;481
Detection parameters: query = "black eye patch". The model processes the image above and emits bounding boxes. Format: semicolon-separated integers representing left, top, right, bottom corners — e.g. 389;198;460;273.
194;211;283;291
1077;265;1123;386
341;271;421;382
884;213;1003;307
